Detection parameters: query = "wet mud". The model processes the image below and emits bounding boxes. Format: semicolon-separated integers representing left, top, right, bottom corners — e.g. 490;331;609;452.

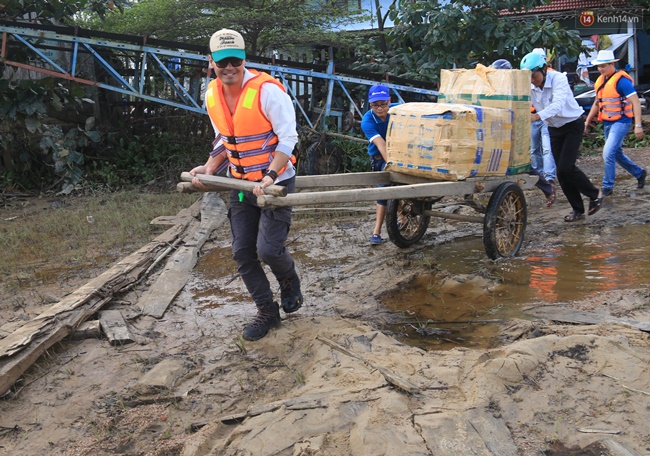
1;149;649;455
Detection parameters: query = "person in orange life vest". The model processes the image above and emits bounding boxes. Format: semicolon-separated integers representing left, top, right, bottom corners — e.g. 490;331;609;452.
189;29;303;341
584;50;646;197
529;48;557;207
521;52;603;222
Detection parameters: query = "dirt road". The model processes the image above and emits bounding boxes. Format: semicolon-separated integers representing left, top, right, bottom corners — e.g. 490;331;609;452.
1;148;649;456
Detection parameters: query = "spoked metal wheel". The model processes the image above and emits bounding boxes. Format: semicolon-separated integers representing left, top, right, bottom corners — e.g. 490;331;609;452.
483;182;527;260
386;198;431;248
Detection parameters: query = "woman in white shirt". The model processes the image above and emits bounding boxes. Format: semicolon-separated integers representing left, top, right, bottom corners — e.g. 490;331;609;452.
521;52;603;222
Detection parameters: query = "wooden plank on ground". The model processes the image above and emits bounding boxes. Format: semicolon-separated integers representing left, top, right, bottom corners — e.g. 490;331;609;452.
0;202;200;396
465;408;519;456
526;307;650;333
140;192;228;318
0;321;25;340
99;310;134;345
599;439;641;456
69;320;101;340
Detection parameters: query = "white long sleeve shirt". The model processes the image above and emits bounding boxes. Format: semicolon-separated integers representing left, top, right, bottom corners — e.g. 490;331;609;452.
531;70;584;128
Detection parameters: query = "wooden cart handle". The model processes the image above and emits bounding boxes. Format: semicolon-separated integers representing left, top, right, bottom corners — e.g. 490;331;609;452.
180;172;288;197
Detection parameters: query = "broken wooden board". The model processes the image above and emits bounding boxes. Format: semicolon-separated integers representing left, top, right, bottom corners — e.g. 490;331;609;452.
0;199;201;396
99;310;134;346
0;320;27;340
140;192;228;318
526;306;650;333
465;408;519;456
69;320;101;340
150;201;200;225
414;410;519;456
599;438;642;456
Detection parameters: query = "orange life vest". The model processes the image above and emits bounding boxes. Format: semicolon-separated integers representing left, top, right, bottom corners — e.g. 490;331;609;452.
205;70;295;181
594;71;634;122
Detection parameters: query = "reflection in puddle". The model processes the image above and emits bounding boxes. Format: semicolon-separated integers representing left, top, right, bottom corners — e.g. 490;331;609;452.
193;246;240;310
382;224;650;351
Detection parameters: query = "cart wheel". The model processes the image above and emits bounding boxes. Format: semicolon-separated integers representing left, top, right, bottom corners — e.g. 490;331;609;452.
483;182;527;260
386;198;431;248
302;140;343;175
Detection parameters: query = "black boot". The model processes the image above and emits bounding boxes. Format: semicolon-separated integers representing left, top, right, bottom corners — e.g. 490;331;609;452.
242;302;281;341
279;273;303;313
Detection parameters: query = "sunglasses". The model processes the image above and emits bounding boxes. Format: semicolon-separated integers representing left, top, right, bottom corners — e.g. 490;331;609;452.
214;57;244;68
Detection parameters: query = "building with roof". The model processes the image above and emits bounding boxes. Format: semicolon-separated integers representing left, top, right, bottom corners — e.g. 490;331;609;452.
503;0;649;85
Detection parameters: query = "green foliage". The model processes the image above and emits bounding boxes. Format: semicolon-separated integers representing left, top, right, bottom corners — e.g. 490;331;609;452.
0;78;101;193
624;130;650;148
332;136;371;173
581;122;650;155
581;122;605;153
88;132;170;188
86;124;207;190
0;0;129;23
75;0;368;55
356;0;585;82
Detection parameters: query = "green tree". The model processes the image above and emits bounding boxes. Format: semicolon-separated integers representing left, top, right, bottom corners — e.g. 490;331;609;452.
0;0;127;23
74;0;205;43
372;0;397;53
356;0;586;82
0;78;101;192
77;0;370;56
1;1;117;192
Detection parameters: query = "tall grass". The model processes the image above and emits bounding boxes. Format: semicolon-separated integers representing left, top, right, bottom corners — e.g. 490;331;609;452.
0;191;199;281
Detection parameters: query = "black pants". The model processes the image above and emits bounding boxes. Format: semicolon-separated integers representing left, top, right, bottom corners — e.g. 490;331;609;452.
228;177;296;309
548;117;598;214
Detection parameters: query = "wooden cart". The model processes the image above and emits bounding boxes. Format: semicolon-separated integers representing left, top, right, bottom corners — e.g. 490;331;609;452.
178;171;537;260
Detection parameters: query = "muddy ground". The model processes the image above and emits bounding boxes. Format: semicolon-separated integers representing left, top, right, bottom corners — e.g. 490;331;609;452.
1;147;650;456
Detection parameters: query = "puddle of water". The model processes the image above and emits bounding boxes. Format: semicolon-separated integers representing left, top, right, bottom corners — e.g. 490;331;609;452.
381;223;650;351
193;246;241;310
193;242;354;310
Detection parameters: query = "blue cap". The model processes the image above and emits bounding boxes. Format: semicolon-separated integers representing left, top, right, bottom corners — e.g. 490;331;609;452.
368;85;390;103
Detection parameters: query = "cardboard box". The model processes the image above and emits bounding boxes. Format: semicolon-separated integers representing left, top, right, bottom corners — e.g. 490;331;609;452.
386;102;513;181
438;66;531;175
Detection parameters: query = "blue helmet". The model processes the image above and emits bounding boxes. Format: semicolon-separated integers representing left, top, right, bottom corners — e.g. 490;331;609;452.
520;52;547;72
491;59;513;70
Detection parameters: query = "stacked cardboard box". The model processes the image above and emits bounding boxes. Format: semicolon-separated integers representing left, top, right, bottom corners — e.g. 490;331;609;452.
386;102;513;181
439;65;531;175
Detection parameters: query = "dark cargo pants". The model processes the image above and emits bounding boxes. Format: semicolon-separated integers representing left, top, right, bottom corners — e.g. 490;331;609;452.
228;177;296;309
